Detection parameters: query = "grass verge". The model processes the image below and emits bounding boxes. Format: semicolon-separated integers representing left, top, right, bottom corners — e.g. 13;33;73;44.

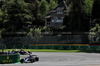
1;49;100;53
0;49;81;53
24;49;81;52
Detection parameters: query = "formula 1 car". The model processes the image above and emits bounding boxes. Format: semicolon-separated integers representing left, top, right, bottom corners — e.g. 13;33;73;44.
19;50;32;55
20;55;39;63
14;49;32;55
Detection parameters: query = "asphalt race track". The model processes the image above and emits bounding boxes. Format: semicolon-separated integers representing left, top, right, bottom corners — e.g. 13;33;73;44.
1;52;100;66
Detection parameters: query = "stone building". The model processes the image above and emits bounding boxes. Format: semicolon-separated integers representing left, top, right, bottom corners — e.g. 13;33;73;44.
45;1;67;28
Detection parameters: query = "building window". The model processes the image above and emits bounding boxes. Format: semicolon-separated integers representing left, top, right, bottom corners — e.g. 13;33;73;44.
52;19;56;22
57;11;63;14
57;19;62;22
52;19;63;23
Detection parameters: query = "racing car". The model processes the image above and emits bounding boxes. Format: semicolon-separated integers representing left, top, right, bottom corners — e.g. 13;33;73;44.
14;49;32;55
20;55;39;63
19;50;32;55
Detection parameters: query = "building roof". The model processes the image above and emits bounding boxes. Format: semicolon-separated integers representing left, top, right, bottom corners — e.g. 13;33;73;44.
54;1;67;10
45;15;51;18
45;1;67;19
50;10;56;13
50;1;67;13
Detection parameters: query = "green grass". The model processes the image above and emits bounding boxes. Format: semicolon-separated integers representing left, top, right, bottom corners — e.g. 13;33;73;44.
1;49;100;53
24;49;81;52
0;49;81;52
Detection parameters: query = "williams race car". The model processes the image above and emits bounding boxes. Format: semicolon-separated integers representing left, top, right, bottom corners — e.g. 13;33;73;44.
20;55;39;63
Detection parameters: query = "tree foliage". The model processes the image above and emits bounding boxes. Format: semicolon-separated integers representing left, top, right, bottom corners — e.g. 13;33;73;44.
0;0;3;8
92;0;100;23
1;0;32;32
0;9;3;29
64;0;93;32
40;0;48;16
38;0;48;26
83;0;93;16
88;24;100;43
0;0;99;38
88;0;100;44
48;0;58;11
27;0;41;26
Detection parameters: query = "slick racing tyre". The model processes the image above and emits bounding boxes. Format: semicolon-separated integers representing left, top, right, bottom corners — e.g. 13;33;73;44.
28;51;32;54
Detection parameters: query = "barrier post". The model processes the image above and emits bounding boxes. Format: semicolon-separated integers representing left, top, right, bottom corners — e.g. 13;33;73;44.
86;46;92;50
77;46;82;50
12;45;16;49
68;46;73;50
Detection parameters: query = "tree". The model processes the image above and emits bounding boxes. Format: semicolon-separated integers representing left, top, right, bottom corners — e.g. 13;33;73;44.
66;0;71;5
89;0;100;44
40;0;48;17
26;0;41;26
46;0;50;3
39;0;48;25
64;0;93;32
56;0;63;4
25;0;48;26
0;0;3;8
92;0;100;24
83;0;93;16
81;0;93;31
1;0;32;32
64;0;84;32
0;9;3;29
48;0;58;11
88;24;100;44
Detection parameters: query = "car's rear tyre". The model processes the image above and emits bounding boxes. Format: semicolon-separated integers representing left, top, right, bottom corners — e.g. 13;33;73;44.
28;51;32;54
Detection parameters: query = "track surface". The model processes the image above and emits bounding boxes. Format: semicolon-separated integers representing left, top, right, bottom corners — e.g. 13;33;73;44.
1;52;100;66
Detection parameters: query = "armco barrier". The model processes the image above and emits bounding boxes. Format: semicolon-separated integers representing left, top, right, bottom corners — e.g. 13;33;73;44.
29;45;36;49
29;44;100;50
44;46;53;49
15;45;22;49
0;54;20;64
5;45;29;49
4;44;100;51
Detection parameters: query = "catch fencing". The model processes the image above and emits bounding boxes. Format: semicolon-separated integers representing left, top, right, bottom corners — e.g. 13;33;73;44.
2;44;100;51
0;34;100;50
2;35;89;45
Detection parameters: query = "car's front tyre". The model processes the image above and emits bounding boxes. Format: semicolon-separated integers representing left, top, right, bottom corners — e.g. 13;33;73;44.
20;59;25;63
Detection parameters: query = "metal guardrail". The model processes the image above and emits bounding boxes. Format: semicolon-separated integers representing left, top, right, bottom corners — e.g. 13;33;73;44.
4;44;100;50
